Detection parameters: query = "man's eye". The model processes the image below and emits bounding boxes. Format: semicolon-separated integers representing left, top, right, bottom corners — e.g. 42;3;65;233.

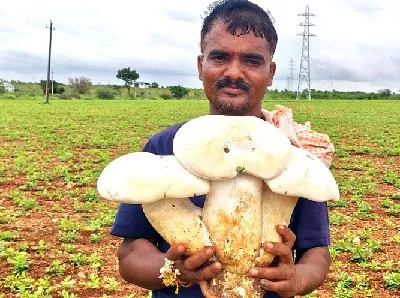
212;56;227;62
245;59;261;66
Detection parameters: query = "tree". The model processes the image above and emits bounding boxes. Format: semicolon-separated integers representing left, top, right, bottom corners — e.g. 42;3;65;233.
0;84;5;94
169;85;189;99
116;68;139;95
377;89;391;98
68;76;92;94
150;82;159;88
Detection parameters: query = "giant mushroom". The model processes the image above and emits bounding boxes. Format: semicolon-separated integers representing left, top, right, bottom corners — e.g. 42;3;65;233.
97;115;339;298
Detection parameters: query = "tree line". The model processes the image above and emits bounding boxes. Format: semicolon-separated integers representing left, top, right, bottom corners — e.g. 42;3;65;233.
3;66;399;100
33;67;189;100
270;89;400;100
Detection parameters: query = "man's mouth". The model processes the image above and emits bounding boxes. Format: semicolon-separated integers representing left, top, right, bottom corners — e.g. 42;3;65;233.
222;85;246;95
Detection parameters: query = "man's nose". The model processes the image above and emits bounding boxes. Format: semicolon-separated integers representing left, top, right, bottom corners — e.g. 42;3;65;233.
224;59;244;80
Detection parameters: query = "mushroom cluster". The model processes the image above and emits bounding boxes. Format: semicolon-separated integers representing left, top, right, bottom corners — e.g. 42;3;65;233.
97;115;340;298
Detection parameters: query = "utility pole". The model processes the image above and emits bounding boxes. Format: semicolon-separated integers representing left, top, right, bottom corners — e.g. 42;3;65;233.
45;20;55;104
296;5;316;100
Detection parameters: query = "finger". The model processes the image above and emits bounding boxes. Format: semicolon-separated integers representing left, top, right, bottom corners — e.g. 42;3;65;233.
276;225;296;248
199;280;219;298
263;242;293;265
165;243;186;261
183;247;215;270
259;279;294;297
196;262;222;281
177;260;221;283
249;266;295;281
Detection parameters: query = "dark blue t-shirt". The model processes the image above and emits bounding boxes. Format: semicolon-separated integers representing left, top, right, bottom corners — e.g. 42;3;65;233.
111;122;331;298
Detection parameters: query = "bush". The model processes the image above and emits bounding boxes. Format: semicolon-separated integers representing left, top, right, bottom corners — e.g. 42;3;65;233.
160;93;172;100
1;93;16;100
137;90;146;98
0;85;5;94
58;93;80;100
39;80;65;94
96;90;115;100
169;85;189;99
68;77;92;94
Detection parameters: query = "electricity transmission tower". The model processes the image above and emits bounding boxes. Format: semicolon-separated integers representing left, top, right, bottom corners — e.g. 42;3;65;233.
286;58;295;91
296;5;316;100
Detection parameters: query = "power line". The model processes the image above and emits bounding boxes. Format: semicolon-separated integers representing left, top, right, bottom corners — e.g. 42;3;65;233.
296;5;316;100
45;20;55;104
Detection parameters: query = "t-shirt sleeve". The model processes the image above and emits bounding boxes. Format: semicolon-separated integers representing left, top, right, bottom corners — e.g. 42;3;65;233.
289;198;330;250
110;140;162;241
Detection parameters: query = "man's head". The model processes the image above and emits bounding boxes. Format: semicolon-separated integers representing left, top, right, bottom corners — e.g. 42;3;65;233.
198;0;278;117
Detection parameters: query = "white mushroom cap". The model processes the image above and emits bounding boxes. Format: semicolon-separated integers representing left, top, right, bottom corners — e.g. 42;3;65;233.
173;115;293;181
97;152;210;203
265;147;340;202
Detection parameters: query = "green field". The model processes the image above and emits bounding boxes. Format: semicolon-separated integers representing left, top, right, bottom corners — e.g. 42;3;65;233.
0;99;399;298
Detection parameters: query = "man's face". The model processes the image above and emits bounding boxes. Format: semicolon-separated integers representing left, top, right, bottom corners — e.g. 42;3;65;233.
198;22;276;116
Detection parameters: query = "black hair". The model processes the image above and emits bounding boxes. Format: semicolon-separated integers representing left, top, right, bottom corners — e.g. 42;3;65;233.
201;0;278;55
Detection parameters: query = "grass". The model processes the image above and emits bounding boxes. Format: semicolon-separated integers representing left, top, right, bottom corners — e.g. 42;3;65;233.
0;98;399;297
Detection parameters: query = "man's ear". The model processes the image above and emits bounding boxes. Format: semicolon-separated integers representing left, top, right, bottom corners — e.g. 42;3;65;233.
197;55;204;81
267;62;277;87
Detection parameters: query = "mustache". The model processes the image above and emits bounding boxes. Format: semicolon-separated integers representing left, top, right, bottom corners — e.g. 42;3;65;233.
215;77;251;92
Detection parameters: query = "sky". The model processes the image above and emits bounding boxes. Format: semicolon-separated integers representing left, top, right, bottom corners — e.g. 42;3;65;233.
1;0;400;92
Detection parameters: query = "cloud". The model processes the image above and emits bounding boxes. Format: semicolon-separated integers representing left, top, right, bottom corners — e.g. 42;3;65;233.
1;0;400;92
163;9;200;23
0;46;199;84
0;51;46;74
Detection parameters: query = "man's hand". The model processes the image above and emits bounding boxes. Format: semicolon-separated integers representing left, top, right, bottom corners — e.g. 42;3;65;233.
249;225;299;298
165;243;222;285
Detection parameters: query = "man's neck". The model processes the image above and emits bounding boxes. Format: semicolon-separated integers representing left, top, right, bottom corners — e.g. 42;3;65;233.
209;106;264;119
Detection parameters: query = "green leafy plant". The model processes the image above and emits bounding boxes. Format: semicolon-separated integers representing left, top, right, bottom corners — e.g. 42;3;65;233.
32;239;50;257
7;251;30;274
69;252;87;266
103;276;119;291
384;272;400;289
0;230;15;241
46;259;66;277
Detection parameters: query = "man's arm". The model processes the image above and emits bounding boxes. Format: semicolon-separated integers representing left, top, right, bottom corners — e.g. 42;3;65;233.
293;246;331;296
117;238;166;290
117;238;222;291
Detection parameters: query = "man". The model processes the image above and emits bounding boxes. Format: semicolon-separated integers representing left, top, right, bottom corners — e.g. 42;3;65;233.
111;1;332;297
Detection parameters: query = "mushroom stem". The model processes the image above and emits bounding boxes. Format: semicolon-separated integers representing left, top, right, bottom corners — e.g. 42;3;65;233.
255;186;299;267
143;198;212;256
202;174;264;298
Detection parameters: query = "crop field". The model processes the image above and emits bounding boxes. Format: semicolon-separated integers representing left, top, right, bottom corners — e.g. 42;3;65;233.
0;99;399;298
